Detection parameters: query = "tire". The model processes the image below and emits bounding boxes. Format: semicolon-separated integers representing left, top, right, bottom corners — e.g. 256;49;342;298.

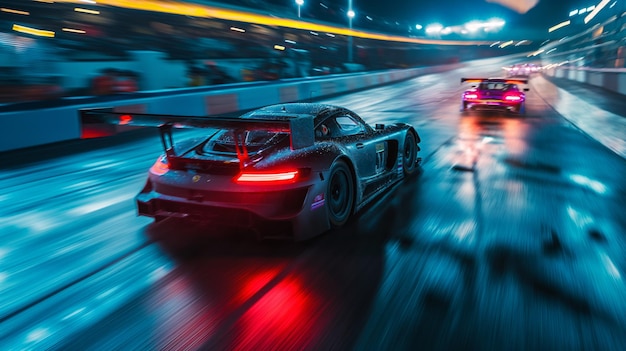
326;159;355;227
402;131;418;176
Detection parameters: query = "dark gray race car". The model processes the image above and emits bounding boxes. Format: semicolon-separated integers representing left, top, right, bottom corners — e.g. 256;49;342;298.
80;103;422;240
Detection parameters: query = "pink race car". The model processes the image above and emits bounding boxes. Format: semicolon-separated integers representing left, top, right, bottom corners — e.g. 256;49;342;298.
460;77;529;114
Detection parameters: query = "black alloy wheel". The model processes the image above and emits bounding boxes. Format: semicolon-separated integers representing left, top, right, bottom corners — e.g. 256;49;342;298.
327;159;355;227
403;131;418;176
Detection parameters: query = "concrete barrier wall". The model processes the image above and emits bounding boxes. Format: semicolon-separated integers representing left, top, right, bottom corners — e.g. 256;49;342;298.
545;67;626;96
0;63;462;152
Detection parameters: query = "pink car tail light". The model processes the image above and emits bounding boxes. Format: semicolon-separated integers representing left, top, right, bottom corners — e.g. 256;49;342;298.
504;94;522;101
464;93;478;100
235;170;299;184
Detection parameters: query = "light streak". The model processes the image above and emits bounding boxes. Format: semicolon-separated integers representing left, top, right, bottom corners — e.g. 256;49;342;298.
1;8;30;15
548;20;571;32
74;7;100;14
52;0;496;46
12;24;55;37
584;0;610;24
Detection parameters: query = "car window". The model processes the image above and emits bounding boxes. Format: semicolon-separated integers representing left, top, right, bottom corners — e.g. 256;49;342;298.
481;82;508;90
207;129;288;153
335;115;365;136
316;114;365;139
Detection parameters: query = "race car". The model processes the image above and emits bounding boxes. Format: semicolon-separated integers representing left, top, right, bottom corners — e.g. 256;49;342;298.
503;63;540;77
460;77;529;114
80;103;422;241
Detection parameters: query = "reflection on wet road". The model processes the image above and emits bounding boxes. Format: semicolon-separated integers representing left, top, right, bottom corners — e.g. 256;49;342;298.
1;61;626;350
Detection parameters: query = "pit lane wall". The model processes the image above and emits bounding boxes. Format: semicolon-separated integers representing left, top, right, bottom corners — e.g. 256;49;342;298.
0;63;461;153
543;66;626;96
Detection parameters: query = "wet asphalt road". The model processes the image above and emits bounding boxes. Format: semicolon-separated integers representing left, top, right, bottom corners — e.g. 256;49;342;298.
1;60;626;350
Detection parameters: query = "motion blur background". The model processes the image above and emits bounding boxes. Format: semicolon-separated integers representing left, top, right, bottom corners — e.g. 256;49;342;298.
1;0;624;104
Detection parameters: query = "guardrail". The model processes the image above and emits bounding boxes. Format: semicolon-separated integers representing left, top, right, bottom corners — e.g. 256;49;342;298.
0;63;462;152
543;66;626;96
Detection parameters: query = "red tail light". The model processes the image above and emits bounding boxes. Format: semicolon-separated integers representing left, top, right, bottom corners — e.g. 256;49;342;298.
150;156;169;175
464;93;478;100
119;114;132;125
235;170;299;184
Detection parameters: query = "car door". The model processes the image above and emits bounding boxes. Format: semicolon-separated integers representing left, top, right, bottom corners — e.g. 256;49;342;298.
328;113;386;189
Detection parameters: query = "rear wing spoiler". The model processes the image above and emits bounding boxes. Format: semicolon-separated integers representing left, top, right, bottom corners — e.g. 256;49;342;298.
460;77;528;85
79;107;315;155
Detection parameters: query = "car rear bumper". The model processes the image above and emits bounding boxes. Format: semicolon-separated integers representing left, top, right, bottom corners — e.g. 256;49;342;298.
135;184;332;240
463;100;522;111
137;186;309;219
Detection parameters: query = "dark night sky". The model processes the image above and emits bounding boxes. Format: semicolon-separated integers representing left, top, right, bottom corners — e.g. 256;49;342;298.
349;0;573;26
258;0;582;38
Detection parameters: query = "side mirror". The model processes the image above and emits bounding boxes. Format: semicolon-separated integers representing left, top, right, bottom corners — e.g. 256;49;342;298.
375;123;385;130
523;88;529;92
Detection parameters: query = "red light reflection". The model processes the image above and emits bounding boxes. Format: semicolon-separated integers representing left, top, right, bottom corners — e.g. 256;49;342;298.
236;268;282;303
80;125;116;138
502;118;530;155
230;275;322;350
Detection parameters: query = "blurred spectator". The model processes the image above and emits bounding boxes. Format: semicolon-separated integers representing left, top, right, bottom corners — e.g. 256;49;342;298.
204;61;235;85
92;68;138;94
241;68;255;82
113;70;138;93
252;58;285;81
187;64;205;86
92;68;116;95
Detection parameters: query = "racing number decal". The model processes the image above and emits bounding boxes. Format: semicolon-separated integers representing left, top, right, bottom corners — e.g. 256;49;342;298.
375;142;386;173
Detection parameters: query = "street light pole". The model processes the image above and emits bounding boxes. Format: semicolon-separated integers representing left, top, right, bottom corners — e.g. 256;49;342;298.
347;1;355;63
295;0;303;18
